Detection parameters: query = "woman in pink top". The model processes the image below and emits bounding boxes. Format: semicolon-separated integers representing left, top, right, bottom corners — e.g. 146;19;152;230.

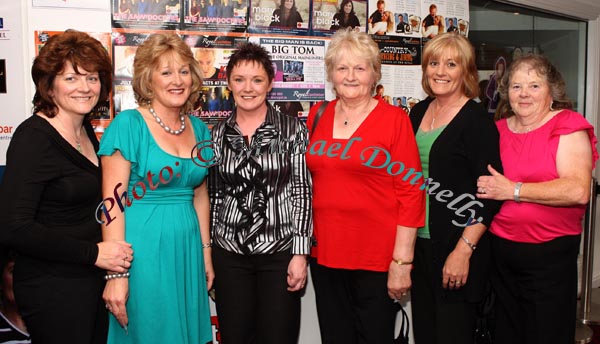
477;55;598;344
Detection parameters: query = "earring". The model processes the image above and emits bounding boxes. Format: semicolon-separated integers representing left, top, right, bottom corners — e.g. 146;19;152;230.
550;101;554;111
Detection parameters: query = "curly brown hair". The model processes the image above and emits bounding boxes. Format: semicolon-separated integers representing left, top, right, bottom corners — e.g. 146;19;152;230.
31;29;112;118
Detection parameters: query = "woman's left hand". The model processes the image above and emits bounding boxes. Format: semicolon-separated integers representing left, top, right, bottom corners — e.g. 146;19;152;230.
442;247;471;290
287;254;308;292
203;248;214;291
388;263;412;300
477;164;515;201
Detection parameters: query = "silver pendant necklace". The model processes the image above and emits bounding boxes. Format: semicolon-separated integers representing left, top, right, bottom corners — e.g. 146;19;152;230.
149;107;186;135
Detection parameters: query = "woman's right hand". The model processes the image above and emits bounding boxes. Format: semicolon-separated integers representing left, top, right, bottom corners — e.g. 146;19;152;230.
96;241;133;272
104;278;129;328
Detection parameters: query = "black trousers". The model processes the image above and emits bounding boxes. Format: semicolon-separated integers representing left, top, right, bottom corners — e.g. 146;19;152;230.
212;247;300;344
491;233;580;344
14;273;107;344
309;258;397;344
411;238;478;344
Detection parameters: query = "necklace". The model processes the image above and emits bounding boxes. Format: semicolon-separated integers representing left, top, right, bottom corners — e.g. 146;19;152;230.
149;107;186;135
430;97;465;130
56;116;83;152
341;100;373;126
511;111;549;133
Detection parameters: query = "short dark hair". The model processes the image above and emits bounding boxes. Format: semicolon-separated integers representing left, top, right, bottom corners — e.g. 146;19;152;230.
226;42;275;83
32;29;112;118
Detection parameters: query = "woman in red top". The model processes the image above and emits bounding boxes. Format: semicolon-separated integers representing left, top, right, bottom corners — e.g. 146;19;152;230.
477;55;598;344
306;29;425;343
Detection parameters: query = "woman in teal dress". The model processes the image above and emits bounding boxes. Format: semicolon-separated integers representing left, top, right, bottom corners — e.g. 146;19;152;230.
99;33;213;344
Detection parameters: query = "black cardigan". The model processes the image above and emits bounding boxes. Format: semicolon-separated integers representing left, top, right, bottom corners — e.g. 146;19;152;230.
410;97;503;302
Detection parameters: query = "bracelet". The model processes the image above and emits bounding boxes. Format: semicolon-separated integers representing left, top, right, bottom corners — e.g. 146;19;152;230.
392;258;413;266
514;182;523;203
461;235;477;251
104;272;130;280
202;242;212;249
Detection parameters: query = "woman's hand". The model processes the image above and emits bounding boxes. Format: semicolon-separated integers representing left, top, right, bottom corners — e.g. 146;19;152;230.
103;278;129;328
287;254;308;292
204;247;214;291
477;164;515;201
442;245;471;290
387;262;412;300
95;241;133;272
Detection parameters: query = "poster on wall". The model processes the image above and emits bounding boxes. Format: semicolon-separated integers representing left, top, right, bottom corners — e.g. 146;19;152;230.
250;37;326;102
247;0;310;35
378;65;427;112
182;0;248;31
0;1;26;165
35;30;113;140
420;0;469;43
111;0;182;30
366;0;421;37
311;0;367;36
184;34;247;127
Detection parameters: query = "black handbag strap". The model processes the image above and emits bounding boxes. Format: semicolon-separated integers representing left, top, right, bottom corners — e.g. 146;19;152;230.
310;101;330;136
395;302;410;344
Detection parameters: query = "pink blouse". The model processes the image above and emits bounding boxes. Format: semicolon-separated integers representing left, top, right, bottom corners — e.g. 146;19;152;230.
490;109;598;243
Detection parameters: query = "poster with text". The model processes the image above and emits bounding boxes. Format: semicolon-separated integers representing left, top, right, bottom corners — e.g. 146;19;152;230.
367;0;421;38
112;0;182;30
248;0;310;35
311;0;367;37
250;37;326;102
183;0;248;32
378;65;426;113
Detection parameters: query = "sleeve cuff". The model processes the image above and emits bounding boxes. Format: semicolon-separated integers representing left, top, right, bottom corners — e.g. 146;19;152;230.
292;235;312;255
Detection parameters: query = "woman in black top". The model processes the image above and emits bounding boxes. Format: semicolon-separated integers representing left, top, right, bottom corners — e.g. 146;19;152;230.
269;0;303;28
0;30;133;344
330;0;360;31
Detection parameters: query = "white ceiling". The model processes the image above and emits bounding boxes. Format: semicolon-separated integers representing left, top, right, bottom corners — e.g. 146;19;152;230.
502;0;600;21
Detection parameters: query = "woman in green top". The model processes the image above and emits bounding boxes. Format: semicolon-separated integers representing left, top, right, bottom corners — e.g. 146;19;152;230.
408;33;503;344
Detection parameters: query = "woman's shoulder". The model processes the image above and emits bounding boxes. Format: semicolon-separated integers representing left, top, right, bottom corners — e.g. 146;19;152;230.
10;115;54;146
188;115;211;139
109;109;144;128
549;108;594;135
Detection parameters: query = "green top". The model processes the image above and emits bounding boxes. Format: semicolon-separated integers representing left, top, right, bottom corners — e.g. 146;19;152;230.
415;125;447;239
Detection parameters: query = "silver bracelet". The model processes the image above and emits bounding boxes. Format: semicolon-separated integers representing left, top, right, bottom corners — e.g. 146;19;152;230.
461;235;477;251
514;182;523;203
104;272;130;280
202;242;212;249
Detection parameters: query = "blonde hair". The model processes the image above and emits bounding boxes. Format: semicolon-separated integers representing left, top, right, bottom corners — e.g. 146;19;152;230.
421;33;479;99
325;29;381;94
132;33;203;113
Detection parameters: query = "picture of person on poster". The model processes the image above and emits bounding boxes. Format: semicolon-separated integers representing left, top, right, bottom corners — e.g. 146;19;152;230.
422;3;436;31
270;0;303;28
273;101;304;118
330;0;360;31
219;0;235;18
195;48;220;80
447;17;458;33
368;10;393;35
115;46;137;79
422;15;444;38
368;0;385;24
272;61;284;81
485;56;506;115
207;0;218;17
396;13;410;33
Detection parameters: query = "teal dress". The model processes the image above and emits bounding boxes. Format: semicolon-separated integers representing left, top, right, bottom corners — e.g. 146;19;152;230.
98;109;212;344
